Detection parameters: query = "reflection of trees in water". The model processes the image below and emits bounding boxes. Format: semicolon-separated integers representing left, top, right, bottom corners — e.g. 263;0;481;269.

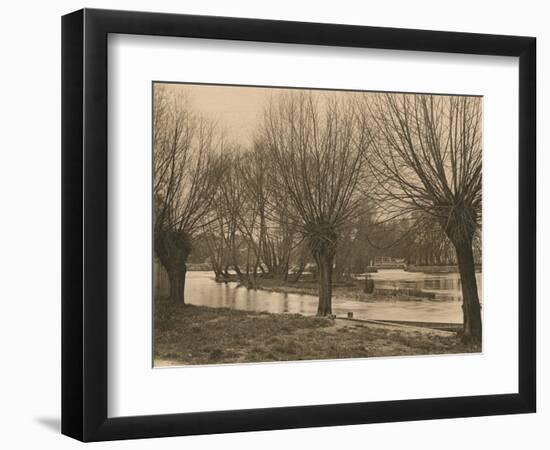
373;272;482;302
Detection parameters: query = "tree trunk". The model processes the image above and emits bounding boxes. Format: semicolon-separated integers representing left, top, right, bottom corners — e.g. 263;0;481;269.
168;267;187;304
154;229;192;304
307;225;337;316
234;264;243;281
314;250;334;316
291;262;306;283
455;240;482;344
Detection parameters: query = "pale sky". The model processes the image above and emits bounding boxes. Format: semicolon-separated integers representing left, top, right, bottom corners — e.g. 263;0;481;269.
157;82;352;146
156;83;480;147
159;83;284;146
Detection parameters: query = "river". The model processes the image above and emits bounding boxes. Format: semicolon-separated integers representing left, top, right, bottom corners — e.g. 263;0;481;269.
184;270;482;324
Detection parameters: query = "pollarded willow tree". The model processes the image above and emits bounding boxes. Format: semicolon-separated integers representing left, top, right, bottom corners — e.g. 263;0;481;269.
260;92;372;316
364;93;482;344
153;85;226;303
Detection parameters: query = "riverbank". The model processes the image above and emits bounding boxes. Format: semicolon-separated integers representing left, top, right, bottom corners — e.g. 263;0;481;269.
406;265;482;273
235;276;436;302
154;299;479;366
238;276;367;298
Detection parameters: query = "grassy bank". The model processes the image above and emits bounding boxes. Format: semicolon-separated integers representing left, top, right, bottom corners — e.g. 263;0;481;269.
154;298;479;366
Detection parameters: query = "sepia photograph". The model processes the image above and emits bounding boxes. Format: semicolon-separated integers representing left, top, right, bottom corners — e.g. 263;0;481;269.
53;5;538;445
152;82;483;367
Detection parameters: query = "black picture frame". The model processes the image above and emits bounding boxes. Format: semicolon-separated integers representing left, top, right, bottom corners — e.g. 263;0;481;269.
61;8;536;442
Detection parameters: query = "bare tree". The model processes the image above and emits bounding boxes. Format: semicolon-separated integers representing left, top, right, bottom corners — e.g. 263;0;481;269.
153;85;225;303
206;147;304;286
260;92;372;315
202;151;247;282
364;93;482;343
233;146;270;284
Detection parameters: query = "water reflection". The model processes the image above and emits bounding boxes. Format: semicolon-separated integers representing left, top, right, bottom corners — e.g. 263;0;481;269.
184;270;482;324
367;269;482;302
